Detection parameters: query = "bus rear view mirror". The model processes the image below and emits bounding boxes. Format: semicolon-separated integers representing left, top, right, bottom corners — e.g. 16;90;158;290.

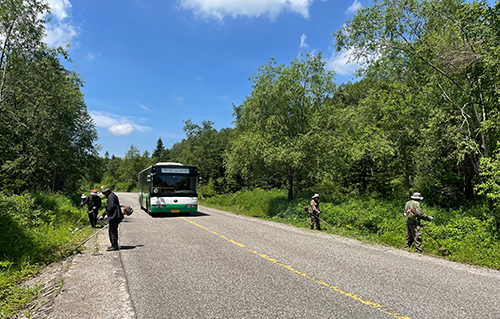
147;174;151;182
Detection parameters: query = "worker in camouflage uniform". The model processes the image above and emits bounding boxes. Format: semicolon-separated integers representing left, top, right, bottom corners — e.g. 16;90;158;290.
309;194;321;230
403;192;433;253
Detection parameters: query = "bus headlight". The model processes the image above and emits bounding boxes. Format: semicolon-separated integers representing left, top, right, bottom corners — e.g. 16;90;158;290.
185;204;197;208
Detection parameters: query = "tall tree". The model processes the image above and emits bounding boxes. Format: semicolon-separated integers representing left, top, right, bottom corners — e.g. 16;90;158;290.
0;0;98;193
227;53;336;200
152;137;168;162
180;119;232;197
0;0;48;104
117;145;149;191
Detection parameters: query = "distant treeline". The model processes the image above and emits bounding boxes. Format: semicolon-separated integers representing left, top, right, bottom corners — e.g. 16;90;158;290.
3;0;500;215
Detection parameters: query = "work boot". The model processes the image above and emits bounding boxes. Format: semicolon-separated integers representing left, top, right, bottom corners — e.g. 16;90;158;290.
106;246;119;251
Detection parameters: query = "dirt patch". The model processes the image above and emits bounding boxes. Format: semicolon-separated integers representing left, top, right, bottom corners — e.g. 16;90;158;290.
12;225;135;319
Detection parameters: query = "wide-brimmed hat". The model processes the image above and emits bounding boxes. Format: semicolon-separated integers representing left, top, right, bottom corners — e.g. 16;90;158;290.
101;185;111;193
411;192;424;200
90;190;98;195
81;194;87;199
312;193;320;198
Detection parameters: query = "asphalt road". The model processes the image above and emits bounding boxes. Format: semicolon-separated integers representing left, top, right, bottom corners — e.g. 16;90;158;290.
116;192;500;319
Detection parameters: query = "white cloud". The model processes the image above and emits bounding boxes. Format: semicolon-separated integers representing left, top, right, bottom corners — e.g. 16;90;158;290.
45;22;78;47
108;123;135;136
91;111;117;128
47;0;71;20
43;0;79;47
346;0;362;15
89;111;152;136
86;51;100;61
177;0;315;21
139;104;151;112
173;91;185;102
326;48;360;76
299;33;308;48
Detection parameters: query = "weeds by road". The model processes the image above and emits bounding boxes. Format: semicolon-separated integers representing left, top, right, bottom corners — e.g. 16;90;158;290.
201;188;500;269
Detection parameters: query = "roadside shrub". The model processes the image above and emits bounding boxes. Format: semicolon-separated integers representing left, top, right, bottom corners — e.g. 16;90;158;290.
201;179;217;198
0;192;92;318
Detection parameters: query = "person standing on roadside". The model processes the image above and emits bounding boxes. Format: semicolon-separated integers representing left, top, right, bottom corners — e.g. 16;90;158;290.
100;186;123;251
403;192;434;253
87;190;102;228
309;194;321;230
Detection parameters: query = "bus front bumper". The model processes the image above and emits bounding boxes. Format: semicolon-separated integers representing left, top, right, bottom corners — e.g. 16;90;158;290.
150;204;198;213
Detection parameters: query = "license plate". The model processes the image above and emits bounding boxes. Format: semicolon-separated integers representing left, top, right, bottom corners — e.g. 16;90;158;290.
171;209;180;213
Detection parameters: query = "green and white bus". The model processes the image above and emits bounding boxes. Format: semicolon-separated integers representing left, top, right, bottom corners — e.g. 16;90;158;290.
138;162;199;214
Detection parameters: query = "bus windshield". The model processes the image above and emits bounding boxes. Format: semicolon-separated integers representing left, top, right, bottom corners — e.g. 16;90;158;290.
151;174;197;196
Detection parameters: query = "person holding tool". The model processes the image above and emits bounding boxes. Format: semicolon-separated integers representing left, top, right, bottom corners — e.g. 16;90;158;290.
403;192;433;253
99;185;123;251
309;193;321;230
80;193;88;207
83;190;102;228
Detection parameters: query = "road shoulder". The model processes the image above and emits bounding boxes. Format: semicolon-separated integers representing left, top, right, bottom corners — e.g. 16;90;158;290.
14;225;135;319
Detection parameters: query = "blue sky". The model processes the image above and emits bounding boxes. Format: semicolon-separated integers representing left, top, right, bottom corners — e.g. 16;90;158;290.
43;0;365;158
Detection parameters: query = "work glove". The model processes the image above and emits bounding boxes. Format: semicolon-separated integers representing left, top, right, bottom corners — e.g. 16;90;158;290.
429;216;434;221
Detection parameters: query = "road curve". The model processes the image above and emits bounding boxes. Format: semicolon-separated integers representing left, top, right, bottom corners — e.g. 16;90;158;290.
116;192;500;319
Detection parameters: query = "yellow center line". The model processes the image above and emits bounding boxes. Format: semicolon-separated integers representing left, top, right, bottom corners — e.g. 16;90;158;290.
181;217;410;319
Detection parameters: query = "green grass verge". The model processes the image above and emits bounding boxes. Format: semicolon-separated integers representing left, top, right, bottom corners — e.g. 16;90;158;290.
0;192;96;318
200;189;500;269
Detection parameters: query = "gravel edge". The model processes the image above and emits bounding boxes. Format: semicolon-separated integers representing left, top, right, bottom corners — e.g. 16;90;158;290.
13;224;135;319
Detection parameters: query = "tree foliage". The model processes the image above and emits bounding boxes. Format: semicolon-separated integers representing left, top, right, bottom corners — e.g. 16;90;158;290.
227;53;336;200
0;0;98;193
152;137;169;161
334;0;500;205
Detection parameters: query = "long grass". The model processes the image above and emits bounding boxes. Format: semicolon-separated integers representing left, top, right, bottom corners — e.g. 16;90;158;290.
0;192;95;318
201;189;500;269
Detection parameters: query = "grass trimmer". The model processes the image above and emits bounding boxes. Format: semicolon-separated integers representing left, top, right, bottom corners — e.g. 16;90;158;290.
74;224;109;252
303;206;334;230
70;209;90;233
317;214;334;229
421;223;451;256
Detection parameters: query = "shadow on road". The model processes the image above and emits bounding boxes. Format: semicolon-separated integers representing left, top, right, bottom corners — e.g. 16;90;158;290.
119;245;143;250
149;211;210;218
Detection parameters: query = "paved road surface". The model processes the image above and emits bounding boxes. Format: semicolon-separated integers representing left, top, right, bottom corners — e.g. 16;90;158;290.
115;192;500;319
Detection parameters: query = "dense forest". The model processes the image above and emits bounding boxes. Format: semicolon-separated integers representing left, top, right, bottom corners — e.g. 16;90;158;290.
2;0;500;212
